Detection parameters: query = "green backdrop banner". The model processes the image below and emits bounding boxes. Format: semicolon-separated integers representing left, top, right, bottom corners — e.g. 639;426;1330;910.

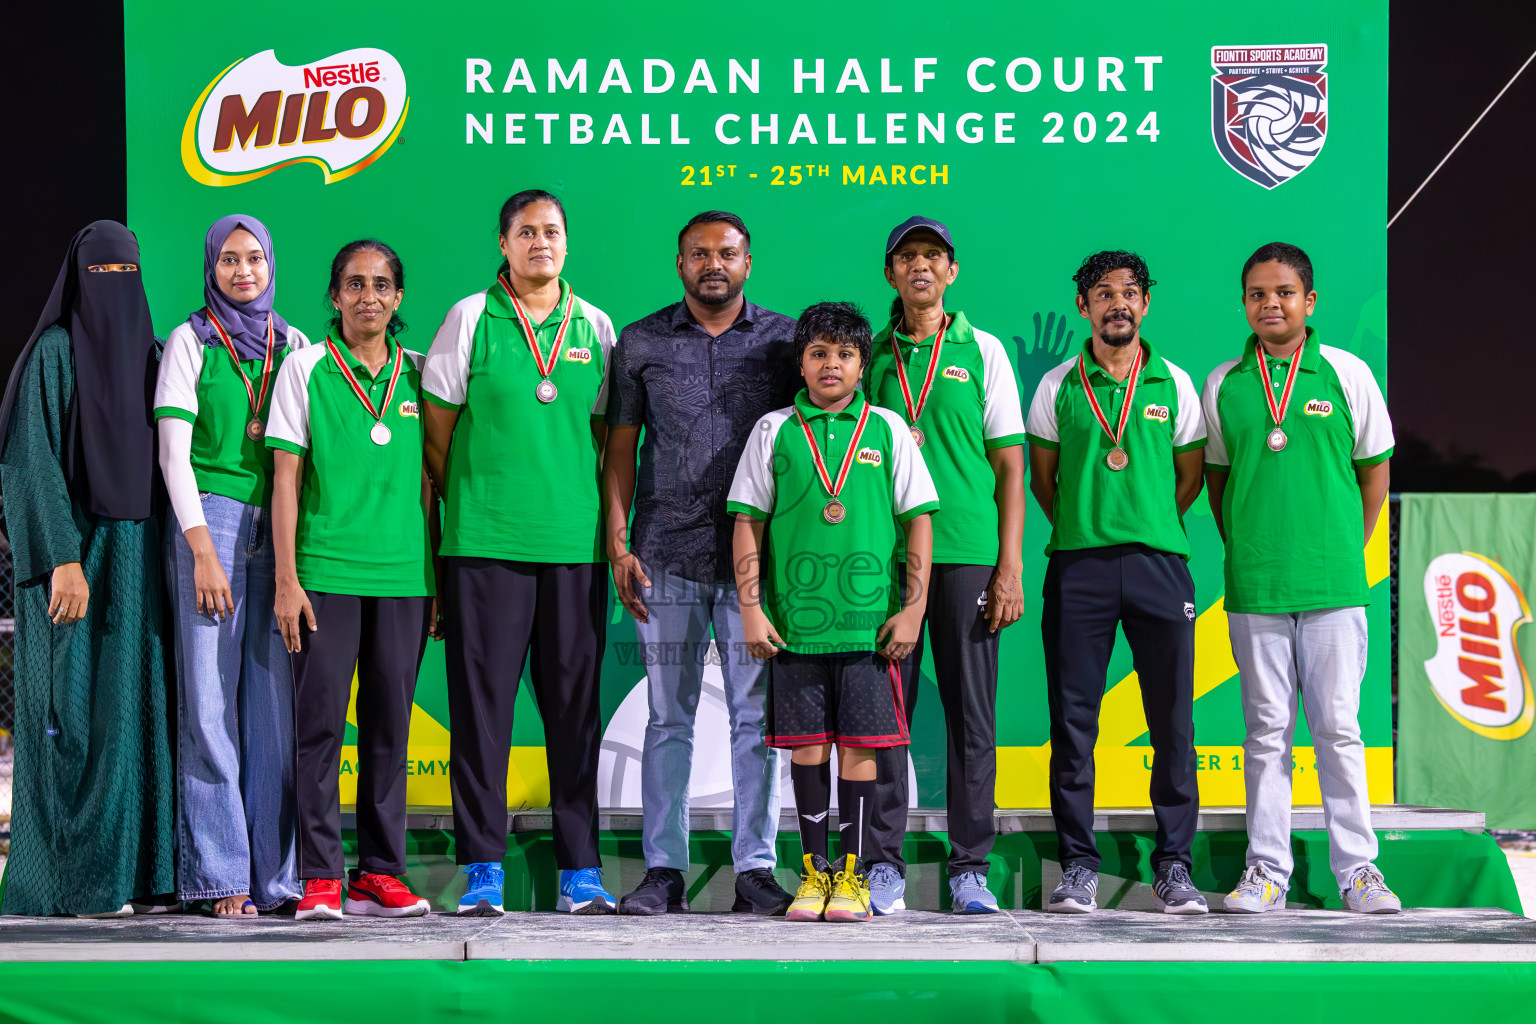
125;0;1391;810
1399;494;1536;829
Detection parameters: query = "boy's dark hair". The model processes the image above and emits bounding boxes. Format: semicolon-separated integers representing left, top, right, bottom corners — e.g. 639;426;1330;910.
1072;250;1156;300
326;238;407;338
678;210;751;252
1242;242;1314;294
793;302;872;369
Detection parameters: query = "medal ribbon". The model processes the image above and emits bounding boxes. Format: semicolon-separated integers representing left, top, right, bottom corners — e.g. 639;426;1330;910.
795;399;872;501
1076;344;1144;449
499;275;575;380
327;336;404;424
890;314;950;427
1255;338;1304;429
207;310;275;417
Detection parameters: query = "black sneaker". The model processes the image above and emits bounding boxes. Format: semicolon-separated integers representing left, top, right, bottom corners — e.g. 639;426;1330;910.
732;867;794;916
1153;863;1209;915
618;867;688;916
1047;865;1099;914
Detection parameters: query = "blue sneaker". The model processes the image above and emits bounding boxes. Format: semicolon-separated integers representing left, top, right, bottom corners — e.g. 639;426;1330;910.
950;871;1000;914
867;863;906;915
558;867;616;915
458;862;505;916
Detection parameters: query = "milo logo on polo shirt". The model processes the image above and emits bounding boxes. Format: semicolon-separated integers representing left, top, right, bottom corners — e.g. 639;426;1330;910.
1304;399;1334;416
564;347;593;363
856;447;883;466
398;400;419;418
942;366;969;382
182;47;409;186
1143;403;1170;422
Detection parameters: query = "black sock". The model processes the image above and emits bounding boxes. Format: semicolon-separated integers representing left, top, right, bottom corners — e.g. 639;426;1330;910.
792;760;831;863
836;777;877;866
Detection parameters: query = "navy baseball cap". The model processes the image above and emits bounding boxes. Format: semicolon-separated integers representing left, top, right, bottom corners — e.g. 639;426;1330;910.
886;215;955;254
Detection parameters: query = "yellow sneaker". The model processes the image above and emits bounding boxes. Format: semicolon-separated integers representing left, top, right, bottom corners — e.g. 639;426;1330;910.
786;854;833;921
825;854;871;922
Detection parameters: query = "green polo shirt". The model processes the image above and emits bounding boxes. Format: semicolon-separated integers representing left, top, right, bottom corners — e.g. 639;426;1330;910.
726;389;940;654
1025;338;1206;558
868;311;1026;565
264;337;434;597
153;321;311;506
421;279;617;563
1202;329;1394;614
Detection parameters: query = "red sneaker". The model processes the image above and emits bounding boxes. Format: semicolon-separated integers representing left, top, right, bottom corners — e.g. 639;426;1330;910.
344;872;430;918
295;878;344;921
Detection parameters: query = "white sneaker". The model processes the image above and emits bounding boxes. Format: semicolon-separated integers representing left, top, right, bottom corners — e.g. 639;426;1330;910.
1224;866;1286;913
76;904;133;919
1343;866;1401;914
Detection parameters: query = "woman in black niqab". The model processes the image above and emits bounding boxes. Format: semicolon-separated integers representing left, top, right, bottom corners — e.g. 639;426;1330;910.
0;220;175;916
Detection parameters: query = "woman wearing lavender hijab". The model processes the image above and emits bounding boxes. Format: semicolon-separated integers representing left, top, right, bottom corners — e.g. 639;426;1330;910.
153;215;308;915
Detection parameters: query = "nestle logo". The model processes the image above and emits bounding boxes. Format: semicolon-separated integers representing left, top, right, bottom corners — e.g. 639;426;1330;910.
303;62;381;89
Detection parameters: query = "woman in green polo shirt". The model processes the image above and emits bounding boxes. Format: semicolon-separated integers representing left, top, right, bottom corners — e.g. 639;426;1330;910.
154;214;305;916
267;238;437;921
422;189;618;915
864;216;1028;916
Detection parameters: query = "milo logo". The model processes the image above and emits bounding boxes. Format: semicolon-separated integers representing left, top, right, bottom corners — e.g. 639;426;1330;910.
856;447;883;466
1143;403;1170;422
183;47;409;186
565;347;593;363
398;400;419;419
1304;399;1334;416
942;366;969;382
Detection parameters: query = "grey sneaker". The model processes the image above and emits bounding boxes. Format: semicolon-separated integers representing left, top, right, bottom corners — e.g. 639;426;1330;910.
1047;865;1098;913
1224;866;1287;913
950;871;1000;914
867;863;906;915
1152;863;1209;915
1343;866;1401;914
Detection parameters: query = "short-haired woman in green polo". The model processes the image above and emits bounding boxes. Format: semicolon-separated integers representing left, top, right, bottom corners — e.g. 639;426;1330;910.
267;239;438;921
422;189;618;915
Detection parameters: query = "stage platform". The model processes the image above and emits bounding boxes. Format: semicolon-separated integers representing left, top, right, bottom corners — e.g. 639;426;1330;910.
1;906;1534;964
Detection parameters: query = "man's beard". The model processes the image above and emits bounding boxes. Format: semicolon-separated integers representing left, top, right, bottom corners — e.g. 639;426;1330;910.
687;276;742;307
1100;317;1137;347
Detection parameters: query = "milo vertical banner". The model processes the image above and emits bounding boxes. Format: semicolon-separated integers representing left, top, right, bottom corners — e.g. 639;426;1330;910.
1399;494;1536;828
125;0;1389;810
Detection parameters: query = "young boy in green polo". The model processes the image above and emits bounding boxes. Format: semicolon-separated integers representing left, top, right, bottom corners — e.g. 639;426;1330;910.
728;301;938;922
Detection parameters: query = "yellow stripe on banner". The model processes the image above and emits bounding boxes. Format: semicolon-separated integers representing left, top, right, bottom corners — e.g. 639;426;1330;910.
996;745;1394;808
341;673;550;807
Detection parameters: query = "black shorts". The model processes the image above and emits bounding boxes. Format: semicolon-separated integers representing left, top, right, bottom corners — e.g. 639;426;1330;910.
766;650;910;749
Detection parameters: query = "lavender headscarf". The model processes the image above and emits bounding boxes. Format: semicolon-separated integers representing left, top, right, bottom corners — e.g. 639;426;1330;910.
188;214;290;360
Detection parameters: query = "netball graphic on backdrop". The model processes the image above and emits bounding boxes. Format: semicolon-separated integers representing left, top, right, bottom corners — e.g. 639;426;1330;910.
1211;44;1328;189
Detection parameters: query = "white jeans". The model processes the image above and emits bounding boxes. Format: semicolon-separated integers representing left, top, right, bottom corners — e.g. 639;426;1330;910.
1228;607;1377;888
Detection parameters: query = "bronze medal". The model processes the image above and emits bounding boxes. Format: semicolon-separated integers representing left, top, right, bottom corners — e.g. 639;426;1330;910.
910;425;925;448
823;498;847;525
890;315;948;457
1106;445;1129;471
245;418;265;441
1077;344;1144;472
209;311;275;446
1256;338;1304;455
796;399;872;529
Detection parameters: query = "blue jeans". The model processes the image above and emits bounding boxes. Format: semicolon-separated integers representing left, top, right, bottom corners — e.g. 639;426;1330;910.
635;569;781;872
168;494;298;909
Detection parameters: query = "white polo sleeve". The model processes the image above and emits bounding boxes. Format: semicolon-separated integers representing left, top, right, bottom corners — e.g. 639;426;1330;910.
1201;360;1240;470
975;329;1026;449
1025;357;1076;449
1165;359;1208;453
422;291;487;410
284;325;313;352
580;298;619;417
153;322;206;423
1322;345;1395;465
726;409;789;520
264;345;326;456
877;408;940;522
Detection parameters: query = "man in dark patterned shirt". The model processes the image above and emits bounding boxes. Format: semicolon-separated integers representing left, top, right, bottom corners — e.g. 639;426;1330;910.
602;211;798;916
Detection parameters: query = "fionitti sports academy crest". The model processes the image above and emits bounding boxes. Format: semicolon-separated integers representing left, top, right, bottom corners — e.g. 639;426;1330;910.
1211;45;1328;189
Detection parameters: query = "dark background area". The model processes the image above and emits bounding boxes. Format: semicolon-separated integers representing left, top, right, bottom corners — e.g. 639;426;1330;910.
3;2;1533;492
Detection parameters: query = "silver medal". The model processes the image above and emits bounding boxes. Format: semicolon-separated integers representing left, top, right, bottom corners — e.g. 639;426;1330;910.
536;378;558;404
370;421;392;446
